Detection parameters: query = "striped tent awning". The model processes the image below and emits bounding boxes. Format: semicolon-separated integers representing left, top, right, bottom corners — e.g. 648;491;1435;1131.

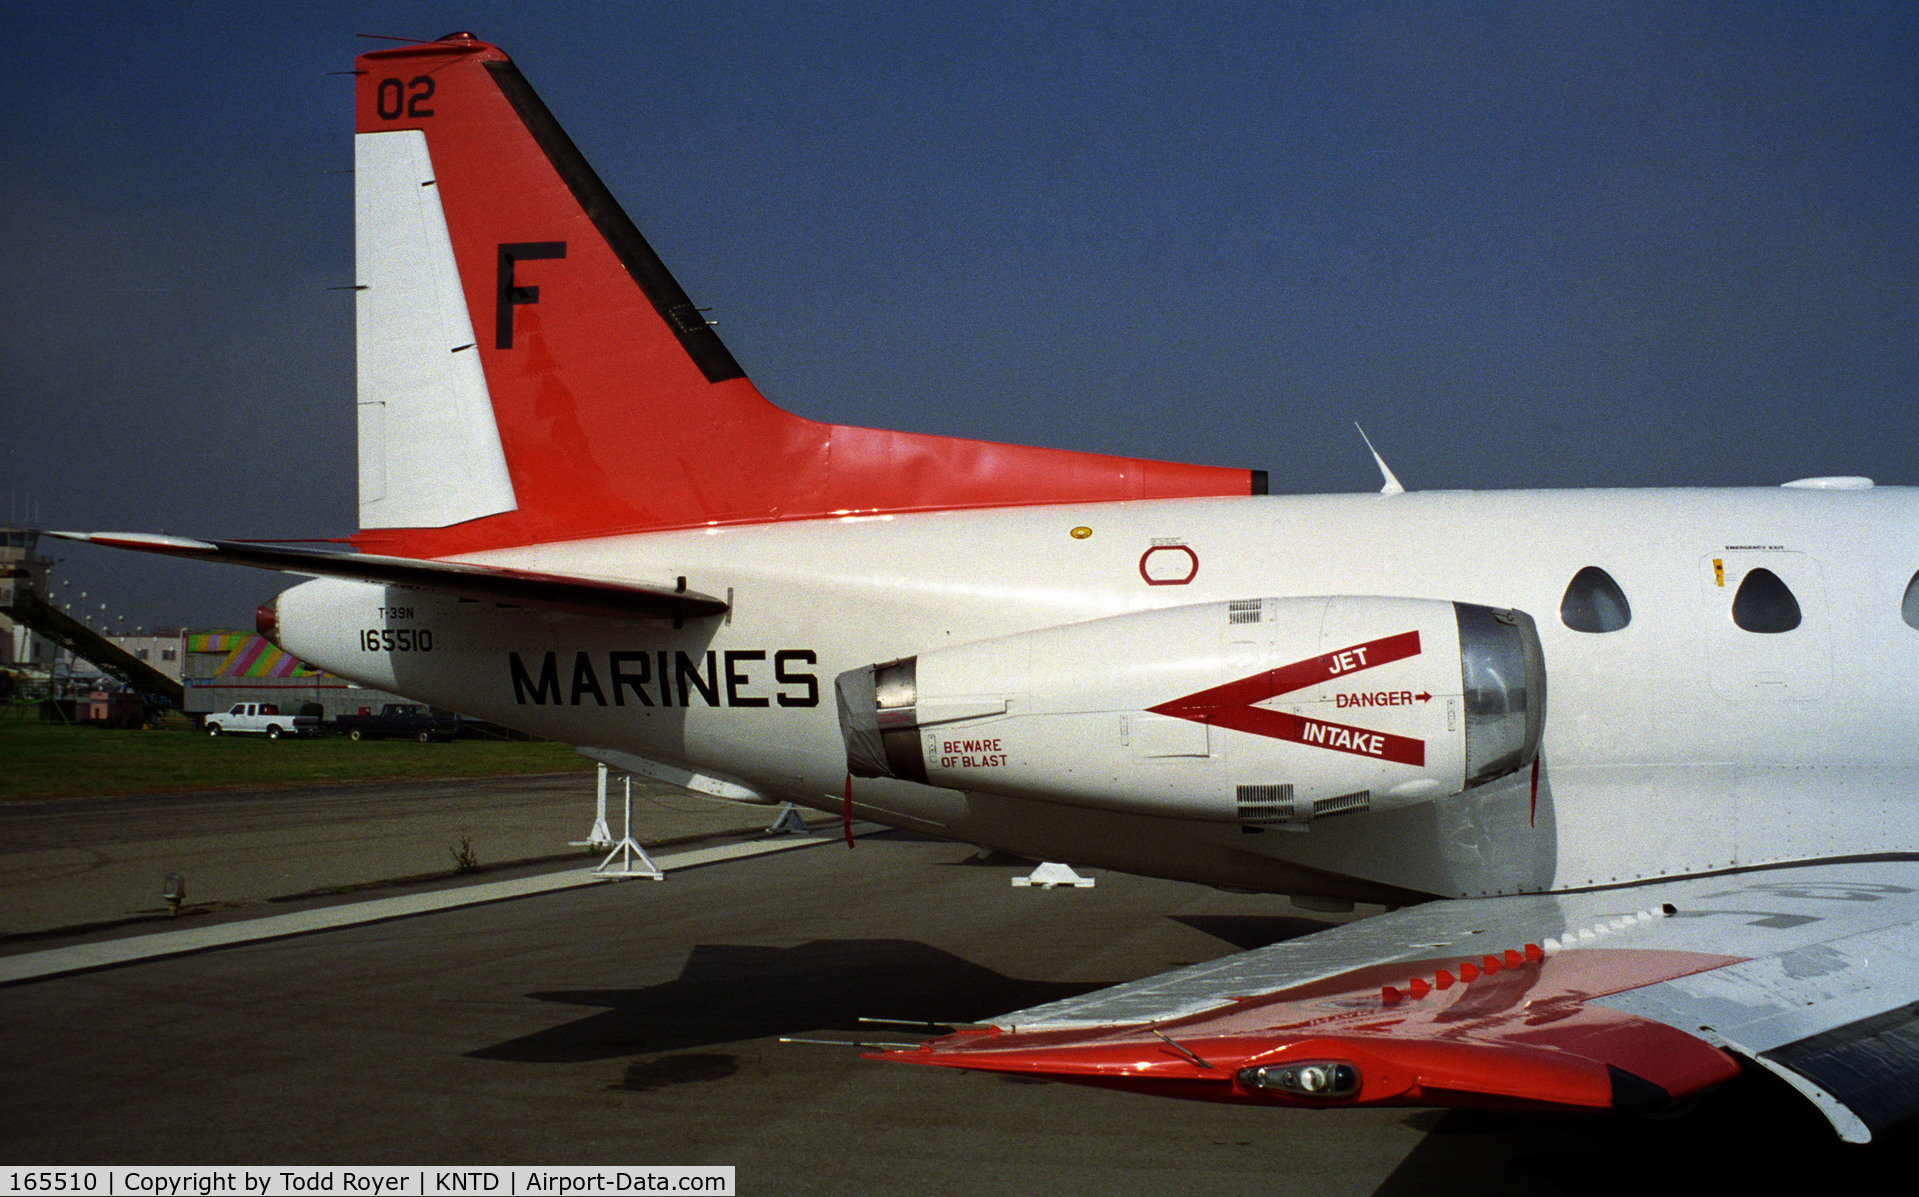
185;632;321;677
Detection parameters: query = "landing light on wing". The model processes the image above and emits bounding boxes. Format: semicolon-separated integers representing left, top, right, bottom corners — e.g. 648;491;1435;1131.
1240;1060;1362;1099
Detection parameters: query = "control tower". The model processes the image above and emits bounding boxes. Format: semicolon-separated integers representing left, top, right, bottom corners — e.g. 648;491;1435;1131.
0;525;183;704
1;525;55;668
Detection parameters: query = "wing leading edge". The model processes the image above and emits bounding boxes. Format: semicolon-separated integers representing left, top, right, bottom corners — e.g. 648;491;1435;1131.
51;532;727;622
878;861;1919;1142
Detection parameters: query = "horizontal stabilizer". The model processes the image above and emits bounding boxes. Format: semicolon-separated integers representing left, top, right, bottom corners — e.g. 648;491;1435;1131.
51;532;726;622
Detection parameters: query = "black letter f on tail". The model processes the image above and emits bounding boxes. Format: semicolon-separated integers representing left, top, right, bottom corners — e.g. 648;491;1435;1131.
495;241;567;348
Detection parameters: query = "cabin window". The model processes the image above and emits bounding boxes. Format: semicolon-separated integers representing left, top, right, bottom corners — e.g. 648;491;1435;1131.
1904;572;1919;631
1560;566;1631;633
1731;567;1801;633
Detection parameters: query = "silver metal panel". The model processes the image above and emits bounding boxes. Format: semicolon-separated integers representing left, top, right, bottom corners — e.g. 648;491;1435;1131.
998;895;1571;1031
1598;923;1919;1052
999;861;1919;1032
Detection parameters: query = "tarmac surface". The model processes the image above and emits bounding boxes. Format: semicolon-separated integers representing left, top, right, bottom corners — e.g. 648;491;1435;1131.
1;775;1913;1189
0;771;775;937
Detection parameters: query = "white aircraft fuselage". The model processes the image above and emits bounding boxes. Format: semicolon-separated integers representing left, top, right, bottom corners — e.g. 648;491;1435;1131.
272;483;1919;905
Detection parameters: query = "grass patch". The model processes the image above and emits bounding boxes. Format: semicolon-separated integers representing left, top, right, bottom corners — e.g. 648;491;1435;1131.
0;717;594;802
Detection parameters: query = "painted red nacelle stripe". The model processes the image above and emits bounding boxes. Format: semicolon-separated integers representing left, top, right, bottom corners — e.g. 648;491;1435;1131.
1209;706;1426;766
880;948;1745;1113
1153;631;1423;714
351;36;1259;558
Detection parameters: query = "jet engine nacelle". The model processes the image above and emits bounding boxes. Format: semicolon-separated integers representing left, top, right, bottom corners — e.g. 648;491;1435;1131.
837;597;1544;826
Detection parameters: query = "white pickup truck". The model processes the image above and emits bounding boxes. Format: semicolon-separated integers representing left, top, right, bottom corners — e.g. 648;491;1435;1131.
203;702;319;739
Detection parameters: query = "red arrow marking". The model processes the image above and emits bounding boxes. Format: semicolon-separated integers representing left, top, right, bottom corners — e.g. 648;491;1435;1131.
1148;630;1426;766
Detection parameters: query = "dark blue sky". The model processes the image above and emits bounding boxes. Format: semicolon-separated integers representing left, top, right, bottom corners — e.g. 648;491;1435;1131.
4;2;1914;629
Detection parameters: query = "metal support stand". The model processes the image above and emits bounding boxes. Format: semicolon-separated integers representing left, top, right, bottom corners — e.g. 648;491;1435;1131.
595;775;663;880
764;803;811;836
1011;861;1094;889
571;762;615;849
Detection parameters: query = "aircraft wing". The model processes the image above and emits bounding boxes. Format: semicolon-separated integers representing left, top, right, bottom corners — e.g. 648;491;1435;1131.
880;860;1919;1142
51;532;727;622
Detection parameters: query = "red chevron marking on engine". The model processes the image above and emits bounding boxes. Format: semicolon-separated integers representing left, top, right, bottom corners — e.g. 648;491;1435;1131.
1148;629;1425;765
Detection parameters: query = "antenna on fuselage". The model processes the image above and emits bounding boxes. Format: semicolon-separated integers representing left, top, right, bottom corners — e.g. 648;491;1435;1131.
1354;423;1406;496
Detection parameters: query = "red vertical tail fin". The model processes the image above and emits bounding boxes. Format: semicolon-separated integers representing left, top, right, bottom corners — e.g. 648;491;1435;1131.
351;34;1262;559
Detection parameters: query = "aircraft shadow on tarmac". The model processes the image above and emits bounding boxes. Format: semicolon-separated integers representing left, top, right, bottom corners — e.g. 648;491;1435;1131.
1376;1064;1919;1193
467;939;1099;1064
1168;913;1335;950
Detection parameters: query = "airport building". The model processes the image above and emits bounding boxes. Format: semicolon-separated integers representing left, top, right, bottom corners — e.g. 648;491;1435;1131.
105;632;186;683
1;526;57;669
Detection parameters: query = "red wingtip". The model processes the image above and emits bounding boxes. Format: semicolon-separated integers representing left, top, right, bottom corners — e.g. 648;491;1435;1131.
882;949;1746;1113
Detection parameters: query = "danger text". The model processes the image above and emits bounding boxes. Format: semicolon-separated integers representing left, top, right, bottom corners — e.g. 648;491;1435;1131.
1334;690;1429;709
